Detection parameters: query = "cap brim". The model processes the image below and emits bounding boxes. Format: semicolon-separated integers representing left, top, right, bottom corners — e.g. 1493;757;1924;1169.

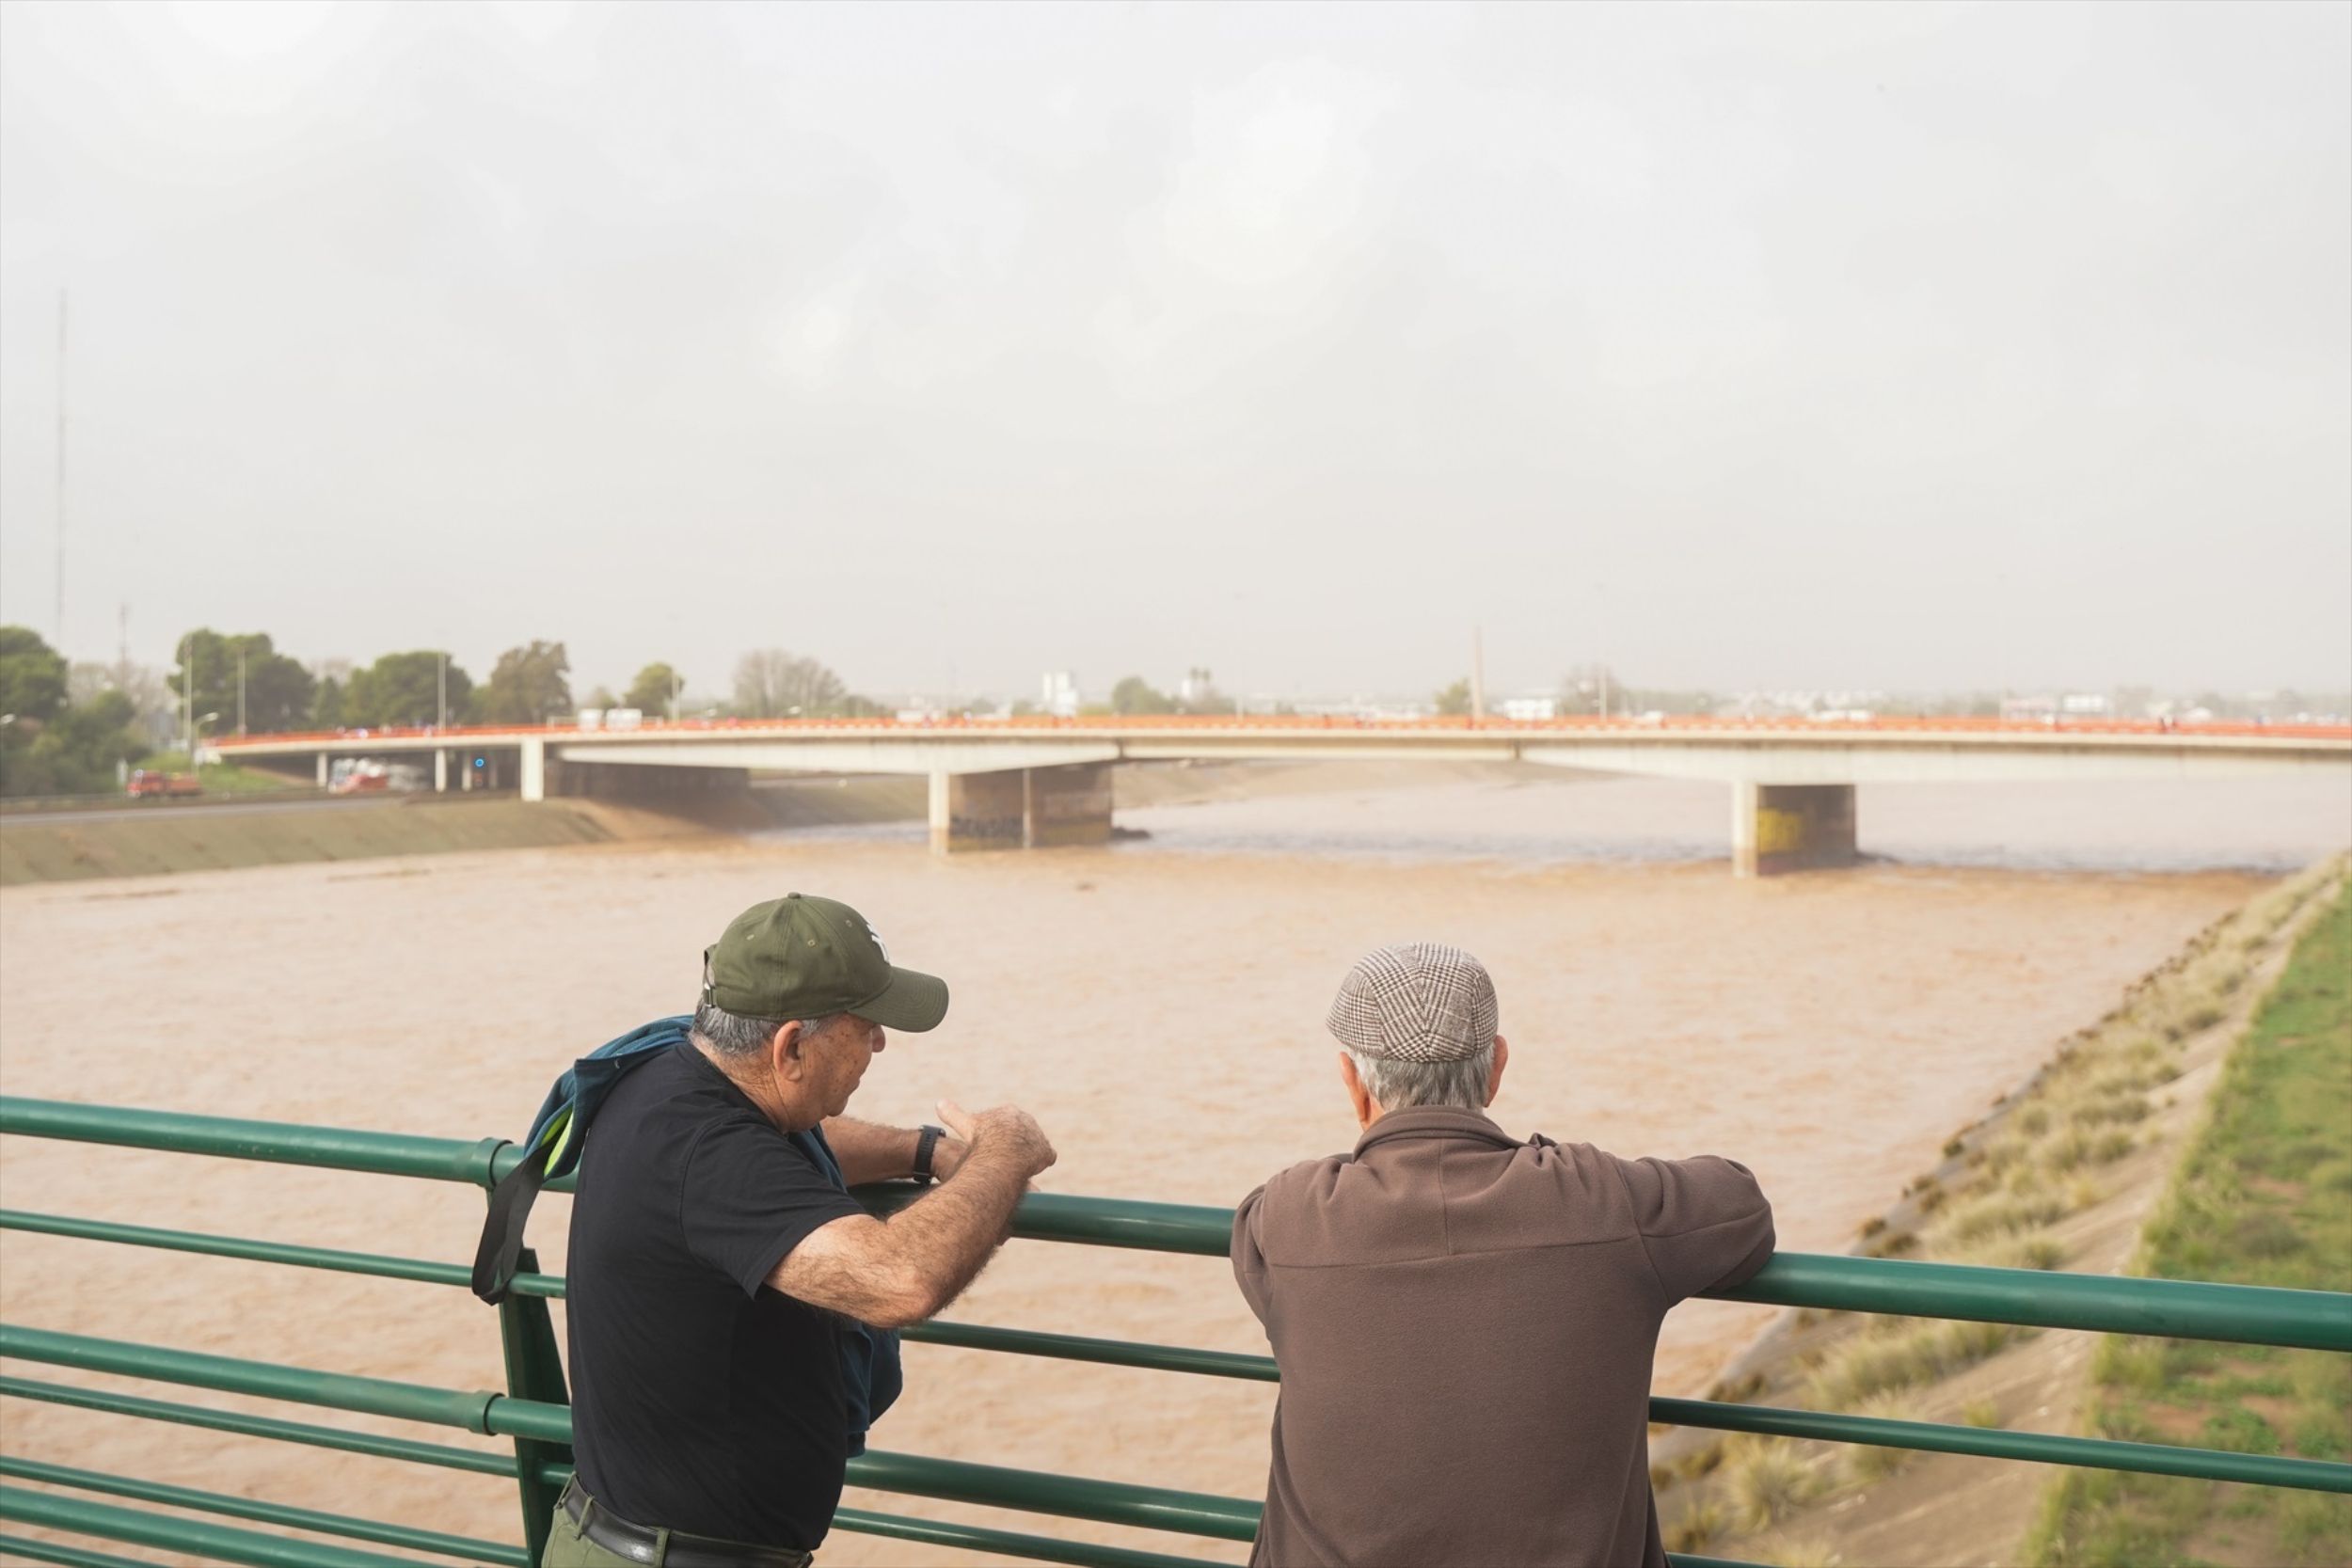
853;966;950;1033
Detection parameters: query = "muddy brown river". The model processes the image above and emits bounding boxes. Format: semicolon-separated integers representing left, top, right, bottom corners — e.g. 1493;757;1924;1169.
2;770;2344;1564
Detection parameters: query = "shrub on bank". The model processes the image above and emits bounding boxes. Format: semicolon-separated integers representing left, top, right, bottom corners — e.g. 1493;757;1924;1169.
1724;1438;1821;1531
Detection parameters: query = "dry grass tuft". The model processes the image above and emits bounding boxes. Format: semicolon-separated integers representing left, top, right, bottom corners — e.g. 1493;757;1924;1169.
1955;1231;2067;1271
1940;1191;2067;1244
1843;1391;1924;1483
1806;1318;2022;1407
1661;1498;1724;1554
1724;1438;1822;1531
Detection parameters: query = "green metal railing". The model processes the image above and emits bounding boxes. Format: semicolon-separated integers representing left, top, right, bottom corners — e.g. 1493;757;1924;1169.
0;1097;2344;1568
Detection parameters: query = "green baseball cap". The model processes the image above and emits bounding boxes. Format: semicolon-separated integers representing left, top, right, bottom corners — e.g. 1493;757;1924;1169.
702;893;950;1032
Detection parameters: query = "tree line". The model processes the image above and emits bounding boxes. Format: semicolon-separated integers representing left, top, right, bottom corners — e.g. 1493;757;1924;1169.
0;625;878;797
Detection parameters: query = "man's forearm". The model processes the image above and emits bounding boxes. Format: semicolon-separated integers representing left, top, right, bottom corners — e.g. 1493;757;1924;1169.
878;1140;1031;1318
822;1116;920;1185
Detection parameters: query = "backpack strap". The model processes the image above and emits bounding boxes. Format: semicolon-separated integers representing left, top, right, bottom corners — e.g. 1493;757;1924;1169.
471;1121;561;1305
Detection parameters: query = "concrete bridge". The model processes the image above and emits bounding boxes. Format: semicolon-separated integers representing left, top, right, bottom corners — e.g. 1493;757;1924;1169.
210;716;2352;875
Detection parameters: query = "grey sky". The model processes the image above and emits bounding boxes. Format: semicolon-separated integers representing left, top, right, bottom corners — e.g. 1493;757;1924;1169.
2;0;2345;702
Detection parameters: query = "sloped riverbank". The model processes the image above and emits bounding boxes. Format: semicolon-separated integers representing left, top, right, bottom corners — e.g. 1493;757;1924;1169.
1648;855;2346;1568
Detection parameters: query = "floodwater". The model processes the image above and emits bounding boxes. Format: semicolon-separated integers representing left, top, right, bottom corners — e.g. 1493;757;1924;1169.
0;771;2344;1565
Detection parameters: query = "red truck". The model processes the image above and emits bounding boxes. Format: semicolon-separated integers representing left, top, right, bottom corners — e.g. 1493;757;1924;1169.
126;769;202;799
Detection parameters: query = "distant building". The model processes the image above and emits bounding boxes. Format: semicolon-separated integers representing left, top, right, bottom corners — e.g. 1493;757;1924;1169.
1041;671;1080;719
1500;695;1557;721
2001;694;2059;721
2002;692;2109;721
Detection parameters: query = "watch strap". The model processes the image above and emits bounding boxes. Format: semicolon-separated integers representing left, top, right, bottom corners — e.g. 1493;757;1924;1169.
913;1123;946;1183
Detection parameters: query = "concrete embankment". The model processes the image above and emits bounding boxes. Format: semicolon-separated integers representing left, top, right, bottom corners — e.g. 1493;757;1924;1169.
0;796;637;885
0;762;1552;886
0;778;923;886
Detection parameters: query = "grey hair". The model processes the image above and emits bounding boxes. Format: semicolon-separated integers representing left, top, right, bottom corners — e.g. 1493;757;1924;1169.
1342;1043;1494;1112
691;999;844;1058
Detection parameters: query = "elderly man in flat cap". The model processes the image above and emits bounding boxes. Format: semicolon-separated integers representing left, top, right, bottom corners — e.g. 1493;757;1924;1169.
1232;942;1775;1568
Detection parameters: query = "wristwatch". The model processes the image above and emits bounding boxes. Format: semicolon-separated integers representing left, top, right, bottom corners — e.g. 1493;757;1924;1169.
913;1124;946;1184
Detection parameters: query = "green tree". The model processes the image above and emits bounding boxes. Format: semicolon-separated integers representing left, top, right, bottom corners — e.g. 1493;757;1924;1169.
478;641;574;723
1110;675;1177;715
0;689;142;797
311;677;345;728
1433;678;1472;717
345;651;472;728
0;625;69;722
624;662;683;717
584;686;618;710
168;629;316;733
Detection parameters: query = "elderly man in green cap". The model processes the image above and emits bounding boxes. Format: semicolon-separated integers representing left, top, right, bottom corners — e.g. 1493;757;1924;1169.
547;893;1057;1567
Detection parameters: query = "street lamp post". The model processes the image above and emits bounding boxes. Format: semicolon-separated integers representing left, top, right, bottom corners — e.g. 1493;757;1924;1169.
179;633;194;764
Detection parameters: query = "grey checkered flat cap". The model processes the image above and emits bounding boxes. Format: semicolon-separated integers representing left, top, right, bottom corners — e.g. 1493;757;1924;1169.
1326;942;1499;1063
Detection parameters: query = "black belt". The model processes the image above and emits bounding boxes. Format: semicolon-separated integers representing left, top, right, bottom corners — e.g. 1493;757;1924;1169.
559;1478;815;1568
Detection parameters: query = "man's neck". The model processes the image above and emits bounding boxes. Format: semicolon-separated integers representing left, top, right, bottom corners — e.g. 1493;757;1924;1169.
692;1037;820;1133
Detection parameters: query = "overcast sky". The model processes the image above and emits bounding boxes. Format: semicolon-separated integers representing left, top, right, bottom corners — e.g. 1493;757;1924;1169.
1;1;2345;702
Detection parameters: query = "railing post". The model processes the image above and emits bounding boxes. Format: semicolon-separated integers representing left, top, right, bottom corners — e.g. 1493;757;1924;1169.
496;1244;572;1564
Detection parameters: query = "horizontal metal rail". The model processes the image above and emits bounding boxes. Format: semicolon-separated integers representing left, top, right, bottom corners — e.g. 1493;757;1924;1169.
6;1095;2349;1568
0;1324;500;1435
9;1095;2348;1350
0;1208;565;1299
13;1204;2347;1495
0;1375;516;1479
0;1324;1258;1544
0;1532;158;1568
0;1097;509;1187
902;1319;1279;1382
1645;1397;2348;1496
0;1454;523;1564
7;1318;2344;1541
827;1509;1230;1568
848;1450;1257;1543
0;1482;436;1568
0;1378;1233;1568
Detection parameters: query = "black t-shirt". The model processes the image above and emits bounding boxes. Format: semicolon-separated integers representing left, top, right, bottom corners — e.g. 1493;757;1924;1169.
565;1042;866;1548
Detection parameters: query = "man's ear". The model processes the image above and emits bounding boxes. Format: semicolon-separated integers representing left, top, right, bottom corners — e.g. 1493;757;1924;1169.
1486;1035;1509;1107
770;1020;806;1082
1338;1050;1375;1129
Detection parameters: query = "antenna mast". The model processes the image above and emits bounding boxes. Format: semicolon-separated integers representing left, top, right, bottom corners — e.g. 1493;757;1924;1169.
55;289;68;648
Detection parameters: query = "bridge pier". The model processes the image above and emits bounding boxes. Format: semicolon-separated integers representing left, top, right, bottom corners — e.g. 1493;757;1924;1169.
1733;783;1858;877
930;763;1113;853
315;753;328;788
434;750;449;794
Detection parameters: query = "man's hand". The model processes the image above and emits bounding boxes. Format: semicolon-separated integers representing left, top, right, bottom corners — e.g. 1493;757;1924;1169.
929;1132;971;1182
773;1100;1057;1328
938;1100;1057;1181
